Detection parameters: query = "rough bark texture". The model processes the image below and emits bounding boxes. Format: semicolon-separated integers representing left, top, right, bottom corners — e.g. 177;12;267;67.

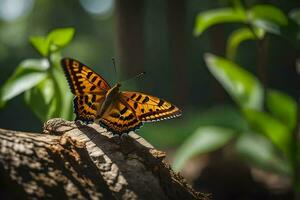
0;118;209;200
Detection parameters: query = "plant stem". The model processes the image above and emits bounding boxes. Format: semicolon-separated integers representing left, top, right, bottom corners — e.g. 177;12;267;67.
247;23;268;88
256;35;269;89
46;48;63;117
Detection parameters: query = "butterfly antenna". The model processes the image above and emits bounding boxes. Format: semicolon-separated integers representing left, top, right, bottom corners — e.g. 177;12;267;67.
120;71;146;84
112;57;118;82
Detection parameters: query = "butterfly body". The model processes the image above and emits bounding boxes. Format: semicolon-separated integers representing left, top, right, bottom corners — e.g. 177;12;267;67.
97;83;121;118
61;58;182;135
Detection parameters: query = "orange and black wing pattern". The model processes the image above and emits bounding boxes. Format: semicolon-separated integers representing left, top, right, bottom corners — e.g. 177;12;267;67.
61;58;110;95
120;92;181;122
61;58;110;123
99;99;143;134
73;94;105;123
61;58;182;134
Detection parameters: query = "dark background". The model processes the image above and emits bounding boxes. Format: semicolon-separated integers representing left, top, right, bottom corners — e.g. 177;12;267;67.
0;0;299;199
0;0;298;137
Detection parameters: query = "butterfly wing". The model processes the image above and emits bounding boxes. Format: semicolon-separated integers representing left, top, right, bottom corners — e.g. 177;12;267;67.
61;58;111;95
120;92;181;122
73;94;105;123
61;58;110;123
99;99;143;134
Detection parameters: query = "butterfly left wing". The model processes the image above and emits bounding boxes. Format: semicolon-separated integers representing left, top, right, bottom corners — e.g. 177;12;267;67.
73;94;105;123
61;58;110;123
120;91;181;122
61;58;111;95
98;99;143;134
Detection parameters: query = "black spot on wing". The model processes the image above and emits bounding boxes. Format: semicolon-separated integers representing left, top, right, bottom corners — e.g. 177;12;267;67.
92;95;96;102
97;80;102;87
73;97;93;124
110;112;120;118
131;93;137;99
87;71;93;79
124;113;134;120
91;76;97;82
136;95;142;101
99;119;143;135
84;95;89;104
120;107;128;115
90;85;96;91
158;99;164;107
142;96;150;103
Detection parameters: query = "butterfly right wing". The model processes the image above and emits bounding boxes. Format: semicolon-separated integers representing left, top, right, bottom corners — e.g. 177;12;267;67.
61;58;111;122
120;91;182;122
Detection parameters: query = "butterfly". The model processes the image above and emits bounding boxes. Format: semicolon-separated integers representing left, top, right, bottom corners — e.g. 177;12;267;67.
61;58;182;135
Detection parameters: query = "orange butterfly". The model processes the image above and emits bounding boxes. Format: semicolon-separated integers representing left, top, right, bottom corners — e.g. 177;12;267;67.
61;58;182;135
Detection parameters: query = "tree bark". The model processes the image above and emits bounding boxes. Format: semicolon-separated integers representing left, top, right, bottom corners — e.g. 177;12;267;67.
0;118;209;200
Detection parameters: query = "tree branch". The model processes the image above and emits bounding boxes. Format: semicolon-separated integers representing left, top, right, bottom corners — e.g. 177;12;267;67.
0;118;209;200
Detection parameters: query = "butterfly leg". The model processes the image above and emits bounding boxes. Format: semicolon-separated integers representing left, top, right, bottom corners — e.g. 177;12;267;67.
111;133;121;144
75;120;92;127
110;133;131;146
120;133;129;143
75;120;85;127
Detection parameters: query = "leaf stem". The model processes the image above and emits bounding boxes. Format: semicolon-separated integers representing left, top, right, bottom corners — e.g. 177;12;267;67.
46;44;63;117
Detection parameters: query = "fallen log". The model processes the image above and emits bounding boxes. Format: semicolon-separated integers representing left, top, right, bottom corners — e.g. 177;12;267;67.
0;118;209;200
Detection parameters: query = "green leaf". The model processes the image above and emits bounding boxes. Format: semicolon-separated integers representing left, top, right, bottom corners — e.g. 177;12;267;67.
266;89;298;131
172;126;236;171
251;19;281;35
204;53;263;110
30;36;50;56
195;105;249;131
49;52;74;120
13;59;50;75
248;5;288;26
47;27;75;47
232;0;243;10
286;10;300;47
0;59;49;104
50;67;74;120
24;78;59;121
235;132;291;175
29;27;74;56
243;109;291;156
289;8;300;26
24;86;48;121
282;19;300;47
226;27;265;60
248;5;288;35
39;78;55;105
194;8;247;36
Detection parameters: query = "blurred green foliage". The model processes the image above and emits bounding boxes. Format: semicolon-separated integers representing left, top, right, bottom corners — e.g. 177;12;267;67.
0;28;75;121
0;2;299;194
173;0;299;192
205;53;263;110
